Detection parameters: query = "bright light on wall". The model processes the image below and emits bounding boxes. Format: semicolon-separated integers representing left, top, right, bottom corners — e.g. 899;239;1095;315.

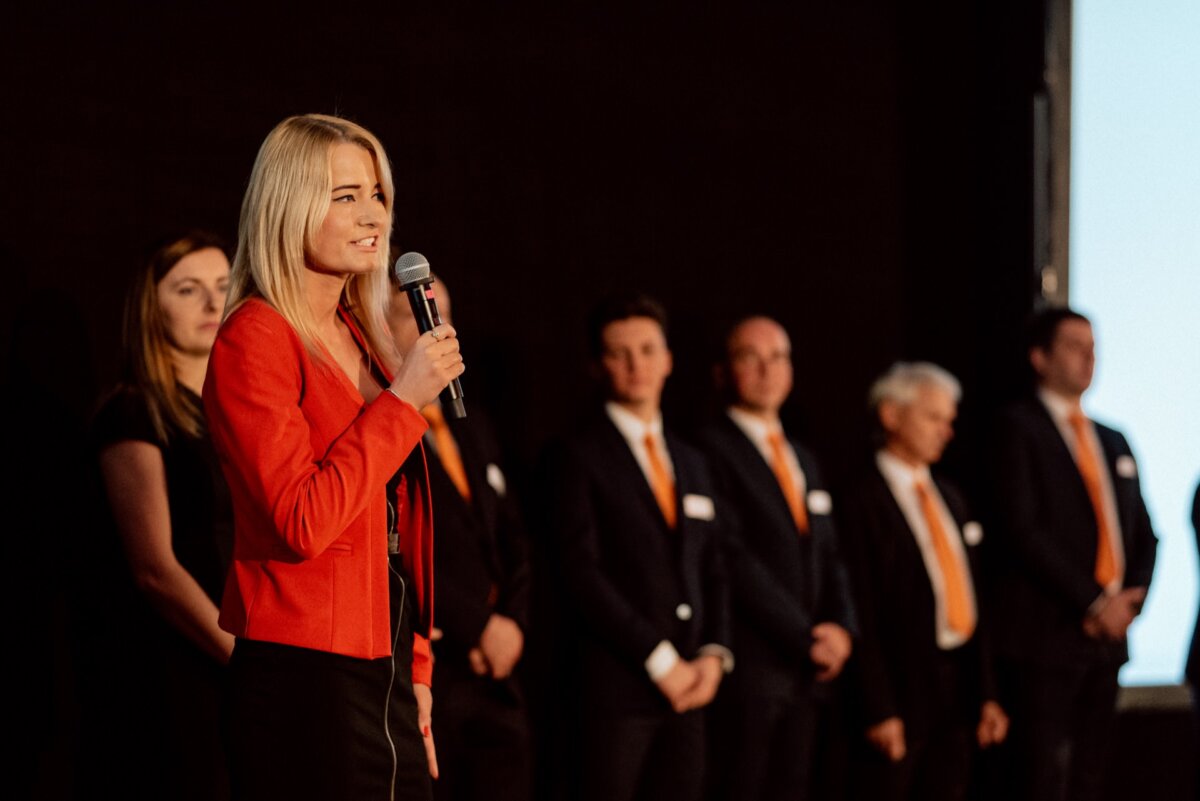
1071;0;1200;685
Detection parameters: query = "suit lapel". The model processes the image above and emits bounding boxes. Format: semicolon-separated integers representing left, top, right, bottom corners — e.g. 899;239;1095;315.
719;417;802;534
599;416;673;531
667;431;701;606
870;465;930;575
1030;400;1097;522
1096;426;1136;547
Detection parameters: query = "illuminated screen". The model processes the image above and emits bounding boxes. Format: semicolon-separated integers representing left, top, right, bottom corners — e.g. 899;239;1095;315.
1071;0;1200;685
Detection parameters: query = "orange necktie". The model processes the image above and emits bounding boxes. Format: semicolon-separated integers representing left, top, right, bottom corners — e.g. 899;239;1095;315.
1068;410;1118;587
767;431;809;534
915;480;976;638
643;433;677;529
422;404;471;502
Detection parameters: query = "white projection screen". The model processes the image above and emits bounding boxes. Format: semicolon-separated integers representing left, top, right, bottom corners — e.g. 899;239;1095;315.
1070;0;1200;685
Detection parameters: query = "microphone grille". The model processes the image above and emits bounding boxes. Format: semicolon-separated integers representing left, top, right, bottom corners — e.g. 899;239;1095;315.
393;251;431;286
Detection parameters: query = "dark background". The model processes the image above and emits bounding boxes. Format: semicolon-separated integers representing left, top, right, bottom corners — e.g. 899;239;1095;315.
0;1;1044;482
1;2;1068;798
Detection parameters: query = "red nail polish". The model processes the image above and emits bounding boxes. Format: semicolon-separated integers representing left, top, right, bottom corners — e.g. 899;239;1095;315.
423;726;431;737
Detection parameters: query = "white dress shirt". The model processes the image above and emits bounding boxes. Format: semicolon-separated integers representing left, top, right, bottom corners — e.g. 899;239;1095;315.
604;402;734;678
606;402;674;487
876;450;977;650
1037;389;1125;594
726;407;808;500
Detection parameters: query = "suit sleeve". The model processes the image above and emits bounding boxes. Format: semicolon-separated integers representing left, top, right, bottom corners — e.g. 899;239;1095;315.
204;310;428;560
1115;432;1158;589
707;453;815;661
994;411;1105;614
496;479;533;632
432;569;494;650
703;490;733;652
803;456;860;638
553;445;668;668
840;491;900;724
413;633;433;686
939;483;999;705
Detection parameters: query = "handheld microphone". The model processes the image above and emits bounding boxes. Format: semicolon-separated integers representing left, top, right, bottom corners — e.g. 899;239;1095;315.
393;252;466;419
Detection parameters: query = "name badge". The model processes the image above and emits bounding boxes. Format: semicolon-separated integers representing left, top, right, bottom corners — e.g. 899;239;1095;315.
486;463;507;497
806;489;833;516
962;521;984;546
1116;455;1137;479
683;493;716;521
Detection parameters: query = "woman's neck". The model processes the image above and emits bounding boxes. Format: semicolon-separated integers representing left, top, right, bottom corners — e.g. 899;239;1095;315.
305;270;350;340
173;352;209;395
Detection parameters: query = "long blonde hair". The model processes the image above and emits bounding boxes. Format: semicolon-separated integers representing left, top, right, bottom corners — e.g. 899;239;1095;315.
225;113;398;367
121;230;227;441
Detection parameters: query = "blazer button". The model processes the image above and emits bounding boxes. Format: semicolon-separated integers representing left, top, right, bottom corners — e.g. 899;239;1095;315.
675;603;693;621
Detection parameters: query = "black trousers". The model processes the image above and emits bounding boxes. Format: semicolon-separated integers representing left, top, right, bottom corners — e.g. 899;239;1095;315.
850;648;975;801
432;661;531;801
709;682;819;801
226;558;431;801
579;707;707;801
998;659;1121;801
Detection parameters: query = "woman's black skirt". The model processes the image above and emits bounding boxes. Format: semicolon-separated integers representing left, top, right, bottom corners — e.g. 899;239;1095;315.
226;556;431;801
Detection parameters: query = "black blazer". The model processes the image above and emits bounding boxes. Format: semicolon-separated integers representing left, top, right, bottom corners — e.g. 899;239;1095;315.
428;406;531;664
698;417;857;698
553;413;732;714
841;463;995;735
990;397;1157;667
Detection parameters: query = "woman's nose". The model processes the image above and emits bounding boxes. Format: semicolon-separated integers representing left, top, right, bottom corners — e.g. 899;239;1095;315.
359;204;383;228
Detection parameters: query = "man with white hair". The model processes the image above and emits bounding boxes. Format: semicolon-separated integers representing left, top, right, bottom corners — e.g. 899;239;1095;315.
841;362;1007;801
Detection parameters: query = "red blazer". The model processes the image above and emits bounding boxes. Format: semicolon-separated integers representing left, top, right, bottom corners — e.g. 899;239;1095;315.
203;298;435;685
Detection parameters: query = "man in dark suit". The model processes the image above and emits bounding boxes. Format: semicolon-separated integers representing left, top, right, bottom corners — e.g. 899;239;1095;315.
552;294;732;801
992;308;1157;801
389;278;532;801
697;315;856;800
842;362;1008;801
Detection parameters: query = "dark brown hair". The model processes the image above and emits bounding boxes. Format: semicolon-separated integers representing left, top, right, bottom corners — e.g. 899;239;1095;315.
121;230;227;441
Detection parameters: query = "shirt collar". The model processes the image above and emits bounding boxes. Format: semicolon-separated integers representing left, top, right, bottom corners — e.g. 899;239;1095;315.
726;406;782;446
606;401;663;441
1038;387;1084;423
876;448;932;488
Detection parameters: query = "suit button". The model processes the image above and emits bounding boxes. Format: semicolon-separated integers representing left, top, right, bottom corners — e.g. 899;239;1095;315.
675;604;693;621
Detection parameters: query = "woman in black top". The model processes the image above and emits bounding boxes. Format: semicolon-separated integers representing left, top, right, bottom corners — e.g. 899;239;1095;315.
89;230;233;799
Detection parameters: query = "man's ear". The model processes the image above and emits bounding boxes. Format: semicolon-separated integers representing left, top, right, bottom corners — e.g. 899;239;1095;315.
1029;346;1048;379
877;400;901;434
712;362;727;391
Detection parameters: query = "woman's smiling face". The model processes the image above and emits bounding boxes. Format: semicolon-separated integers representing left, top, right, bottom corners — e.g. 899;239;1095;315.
306;142;387;278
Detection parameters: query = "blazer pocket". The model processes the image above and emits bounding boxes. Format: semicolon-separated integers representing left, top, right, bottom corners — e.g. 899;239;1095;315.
325;542;354;556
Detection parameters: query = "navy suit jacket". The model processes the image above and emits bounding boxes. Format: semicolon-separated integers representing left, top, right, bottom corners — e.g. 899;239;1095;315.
426;405;531;667
991;397;1157;667
553;413;732;714
698;416;857;699
840;463;996;734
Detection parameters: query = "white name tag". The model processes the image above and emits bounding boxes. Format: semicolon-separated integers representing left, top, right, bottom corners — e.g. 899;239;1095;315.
683;493;716;521
806;489;833;516
962;521;984;546
1116;455;1137;478
486;463;507;497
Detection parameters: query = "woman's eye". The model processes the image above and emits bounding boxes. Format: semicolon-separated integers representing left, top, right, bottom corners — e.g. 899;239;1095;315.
333;194;354;203
178;287;195;296
373;191;387;203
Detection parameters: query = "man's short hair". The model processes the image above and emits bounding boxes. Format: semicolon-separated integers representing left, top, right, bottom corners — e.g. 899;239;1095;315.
1027;307;1090;353
868;362;962;409
723;314;786;360
586;293;669;359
